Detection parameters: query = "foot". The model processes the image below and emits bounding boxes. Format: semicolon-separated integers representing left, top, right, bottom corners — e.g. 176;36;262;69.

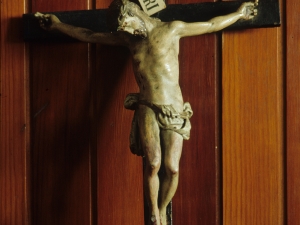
148;215;161;225
159;208;167;225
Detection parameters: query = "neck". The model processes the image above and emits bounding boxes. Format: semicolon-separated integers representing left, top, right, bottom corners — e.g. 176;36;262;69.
143;16;160;33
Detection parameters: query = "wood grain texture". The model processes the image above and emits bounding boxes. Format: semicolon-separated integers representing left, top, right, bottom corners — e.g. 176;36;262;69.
286;1;300;224
168;0;221;224
94;0;220;224
93;39;145;225
94;44;144;224
30;1;92;225
95;1;144;225
175;35;220;225
222;21;284;225
0;0;29;224
2;0;294;225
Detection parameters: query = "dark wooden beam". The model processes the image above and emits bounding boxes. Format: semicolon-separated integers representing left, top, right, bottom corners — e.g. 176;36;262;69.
23;0;280;41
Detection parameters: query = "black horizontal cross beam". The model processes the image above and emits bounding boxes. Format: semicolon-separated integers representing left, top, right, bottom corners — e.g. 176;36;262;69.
23;0;280;41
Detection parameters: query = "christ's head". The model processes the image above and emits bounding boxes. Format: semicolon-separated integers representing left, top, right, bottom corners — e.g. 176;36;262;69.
108;0;149;38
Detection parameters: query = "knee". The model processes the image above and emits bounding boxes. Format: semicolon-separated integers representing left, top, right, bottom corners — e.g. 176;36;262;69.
146;156;161;175
168;167;179;177
165;162;179;177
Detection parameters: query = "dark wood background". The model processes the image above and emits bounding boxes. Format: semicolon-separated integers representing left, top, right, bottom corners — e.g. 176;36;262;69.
1;0;299;225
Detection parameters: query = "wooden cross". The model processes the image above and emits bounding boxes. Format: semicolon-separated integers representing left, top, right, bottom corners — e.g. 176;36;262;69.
23;1;280;224
23;0;280;41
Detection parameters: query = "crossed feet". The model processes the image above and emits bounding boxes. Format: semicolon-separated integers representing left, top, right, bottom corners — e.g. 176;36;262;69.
148;209;167;225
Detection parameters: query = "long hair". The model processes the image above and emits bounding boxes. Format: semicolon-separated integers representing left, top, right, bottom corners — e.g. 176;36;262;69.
107;0;141;31
107;0;127;31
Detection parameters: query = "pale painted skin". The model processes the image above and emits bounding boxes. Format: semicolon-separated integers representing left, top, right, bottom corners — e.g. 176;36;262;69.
36;3;257;224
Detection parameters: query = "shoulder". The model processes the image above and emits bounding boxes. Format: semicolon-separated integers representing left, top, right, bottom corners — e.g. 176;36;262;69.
154;21;185;37
162;21;208;37
166;20;212;38
165;21;185;32
102;31;133;46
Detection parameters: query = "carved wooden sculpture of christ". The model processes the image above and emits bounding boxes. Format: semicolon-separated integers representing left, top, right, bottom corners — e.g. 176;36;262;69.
35;1;257;224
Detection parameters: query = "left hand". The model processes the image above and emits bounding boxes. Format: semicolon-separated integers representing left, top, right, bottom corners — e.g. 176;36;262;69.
35;12;61;30
238;2;258;20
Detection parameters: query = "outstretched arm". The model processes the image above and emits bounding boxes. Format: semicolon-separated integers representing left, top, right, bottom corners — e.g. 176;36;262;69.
35;12;127;46
174;2;257;38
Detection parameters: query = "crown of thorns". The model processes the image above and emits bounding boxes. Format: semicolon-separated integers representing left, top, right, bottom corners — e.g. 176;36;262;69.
120;0;130;15
118;0;138;23
108;0;136;30
118;0;130;23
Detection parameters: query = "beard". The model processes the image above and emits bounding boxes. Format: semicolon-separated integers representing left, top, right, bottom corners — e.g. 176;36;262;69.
133;16;147;38
134;27;147;39
117;14;148;39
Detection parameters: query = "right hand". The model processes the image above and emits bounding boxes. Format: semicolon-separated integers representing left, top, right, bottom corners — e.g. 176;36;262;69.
237;2;258;20
35;12;61;30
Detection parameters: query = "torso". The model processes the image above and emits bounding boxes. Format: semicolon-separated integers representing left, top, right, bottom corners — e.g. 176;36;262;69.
128;22;184;111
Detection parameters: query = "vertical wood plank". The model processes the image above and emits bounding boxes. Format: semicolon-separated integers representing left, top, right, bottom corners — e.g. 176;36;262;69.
0;0;29;224
94;45;144;224
94;0;220;224
94;1;144;224
222;24;284;225
286;1;300;224
175;35;220;225
165;0;221;224
30;1;92;224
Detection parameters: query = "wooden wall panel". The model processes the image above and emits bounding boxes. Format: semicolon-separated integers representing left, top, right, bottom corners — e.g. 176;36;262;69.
175;34;220;225
94;45;144;224
0;0;29;224
95;1;145;225
30;1;92;224
4;1;299;225
222;24;284;225
165;0;221;224
287;1;300;224
94;0;220;224
94;1;144;224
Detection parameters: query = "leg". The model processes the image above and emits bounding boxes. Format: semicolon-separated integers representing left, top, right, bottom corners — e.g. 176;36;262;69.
137;105;161;225
159;130;183;225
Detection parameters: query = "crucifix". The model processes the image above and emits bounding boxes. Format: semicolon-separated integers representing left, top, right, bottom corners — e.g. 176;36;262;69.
23;0;280;224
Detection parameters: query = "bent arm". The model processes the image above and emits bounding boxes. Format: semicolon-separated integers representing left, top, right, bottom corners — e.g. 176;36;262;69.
175;2;257;38
176;12;243;37
35;13;127;46
52;22;127;45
